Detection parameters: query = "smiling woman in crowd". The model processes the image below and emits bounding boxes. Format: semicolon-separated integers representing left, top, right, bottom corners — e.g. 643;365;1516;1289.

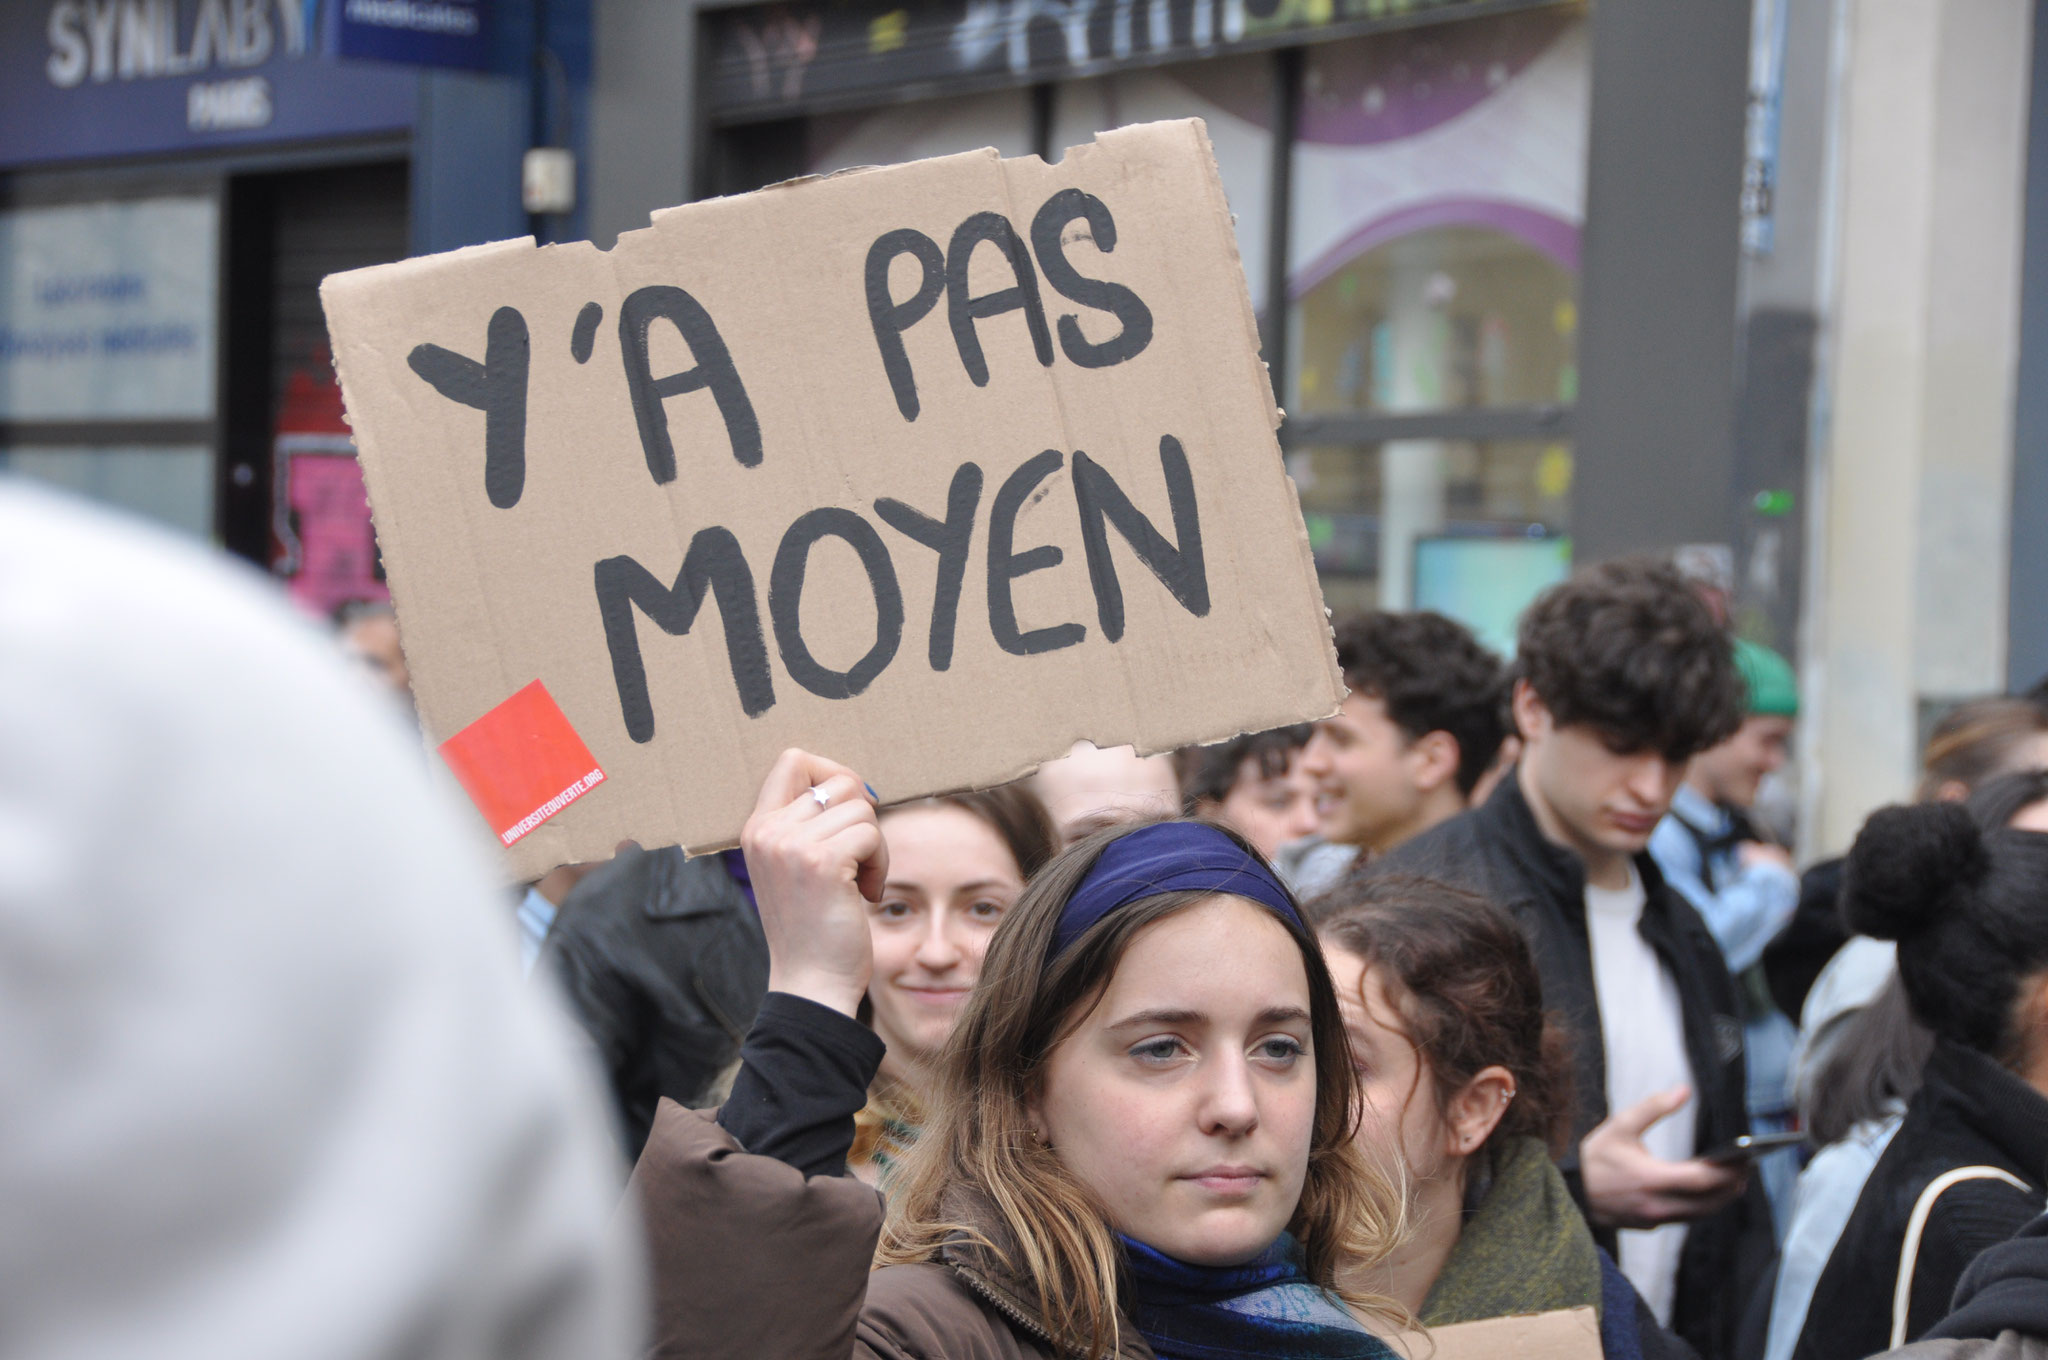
1311;874;1685;1360
631;748;1403;1360
851;788;1056;1186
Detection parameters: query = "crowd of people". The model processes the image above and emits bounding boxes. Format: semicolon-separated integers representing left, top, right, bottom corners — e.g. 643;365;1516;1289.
14;480;2048;1360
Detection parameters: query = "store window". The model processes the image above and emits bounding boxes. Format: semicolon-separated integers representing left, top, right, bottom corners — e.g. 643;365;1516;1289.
1284;7;1586;614
0;445;213;538
0;196;217;421
1292;436;1572;616
1291;227;1577;417
0;193;218;537
806;88;1035;174
1050;55;1274;308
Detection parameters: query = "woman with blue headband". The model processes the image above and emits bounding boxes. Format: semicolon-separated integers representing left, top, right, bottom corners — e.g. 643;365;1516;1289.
630;748;1404;1359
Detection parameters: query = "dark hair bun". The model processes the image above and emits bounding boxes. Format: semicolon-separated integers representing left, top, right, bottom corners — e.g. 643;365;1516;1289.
1842;803;1989;941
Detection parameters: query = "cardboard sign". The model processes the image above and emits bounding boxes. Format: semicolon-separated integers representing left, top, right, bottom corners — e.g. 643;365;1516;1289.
1388;1308;1602;1360
322;119;1341;878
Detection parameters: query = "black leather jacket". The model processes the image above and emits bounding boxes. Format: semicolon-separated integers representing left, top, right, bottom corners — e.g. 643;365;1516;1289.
539;847;768;1162
1380;771;1771;1360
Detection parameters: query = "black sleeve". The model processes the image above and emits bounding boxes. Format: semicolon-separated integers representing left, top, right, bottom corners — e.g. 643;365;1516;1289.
1907;1180;2045;1338
716;991;886;1179
535;907;647;1157
1929;1209;2048;1341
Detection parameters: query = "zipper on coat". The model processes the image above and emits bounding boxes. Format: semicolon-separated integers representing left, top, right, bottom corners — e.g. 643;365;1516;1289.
952;1267;1144;1360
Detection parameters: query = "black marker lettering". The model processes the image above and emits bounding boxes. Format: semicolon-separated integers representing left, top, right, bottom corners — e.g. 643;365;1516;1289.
406;305;530;509
865;229;947;422
617;284;762;484
1071;435;1209;642
595;528;775;742
769;508;905;700
1031;188;1154;368
987;449;1086;656
875;462;984;671
947;212;1054;387
570;301;603;363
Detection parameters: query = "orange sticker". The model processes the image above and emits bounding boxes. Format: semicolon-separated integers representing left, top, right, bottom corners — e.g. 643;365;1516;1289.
439;681;605;847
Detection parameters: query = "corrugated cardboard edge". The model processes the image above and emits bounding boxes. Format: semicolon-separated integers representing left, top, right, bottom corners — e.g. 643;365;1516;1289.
944;119;1343;788
1385;1307;1603;1360
1168;116;1345;749
320;236;536;772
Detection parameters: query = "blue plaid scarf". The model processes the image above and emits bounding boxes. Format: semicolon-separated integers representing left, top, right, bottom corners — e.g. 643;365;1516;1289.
1120;1234;1395;1360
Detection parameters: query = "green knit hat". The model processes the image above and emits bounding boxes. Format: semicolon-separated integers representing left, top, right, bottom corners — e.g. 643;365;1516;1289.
1734;639;1799;717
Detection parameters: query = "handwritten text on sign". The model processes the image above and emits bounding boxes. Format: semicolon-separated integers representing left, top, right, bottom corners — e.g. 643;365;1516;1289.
404;187;1190;738
322;120;1340;878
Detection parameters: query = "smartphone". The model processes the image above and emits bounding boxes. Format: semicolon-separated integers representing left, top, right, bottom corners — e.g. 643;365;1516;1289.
1701;1130;1808;1165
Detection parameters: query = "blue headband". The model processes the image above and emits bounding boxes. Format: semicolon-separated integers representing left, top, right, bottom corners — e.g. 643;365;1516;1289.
1049;821;1305;960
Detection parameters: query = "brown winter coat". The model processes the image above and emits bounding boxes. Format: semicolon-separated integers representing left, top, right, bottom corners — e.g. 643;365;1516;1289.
630;1098;1154;1359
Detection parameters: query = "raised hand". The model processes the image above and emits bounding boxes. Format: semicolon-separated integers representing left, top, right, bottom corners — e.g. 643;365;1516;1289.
739;749;886;1018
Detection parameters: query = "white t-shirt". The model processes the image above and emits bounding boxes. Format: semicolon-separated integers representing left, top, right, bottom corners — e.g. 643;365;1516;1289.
1586;864;1697;1325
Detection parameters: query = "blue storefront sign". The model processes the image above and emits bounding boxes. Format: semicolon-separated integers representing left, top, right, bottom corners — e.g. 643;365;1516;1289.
337;0;491;70
0;0;421;169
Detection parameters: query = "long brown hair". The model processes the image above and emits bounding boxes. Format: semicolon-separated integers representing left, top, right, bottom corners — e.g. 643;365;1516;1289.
853;784;1059;1169
1801;971;1930;1145
1917;696;2048;801
876;818;1404;1358
1310;872;1576;1158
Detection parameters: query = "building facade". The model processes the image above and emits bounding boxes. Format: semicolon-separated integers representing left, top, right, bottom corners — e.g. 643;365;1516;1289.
0;0;578;613
6;0;2045;857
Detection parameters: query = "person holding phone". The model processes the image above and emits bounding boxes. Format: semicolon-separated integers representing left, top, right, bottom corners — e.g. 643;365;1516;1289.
1378;559;1770;1360
1649;639;1804;1228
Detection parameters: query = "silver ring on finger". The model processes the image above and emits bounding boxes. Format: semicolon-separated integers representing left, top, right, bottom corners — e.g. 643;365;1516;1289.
810;785;830;810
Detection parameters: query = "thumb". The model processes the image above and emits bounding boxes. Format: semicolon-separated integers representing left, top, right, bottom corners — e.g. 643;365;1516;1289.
1609;1085;1692;1140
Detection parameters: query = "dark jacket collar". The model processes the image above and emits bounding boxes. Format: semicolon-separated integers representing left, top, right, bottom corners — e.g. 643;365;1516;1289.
1471;768;1680;930
1472;769;1588;909
1922;1040;2048;1185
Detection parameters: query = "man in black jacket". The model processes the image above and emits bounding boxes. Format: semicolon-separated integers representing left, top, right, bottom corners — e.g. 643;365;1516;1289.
1381;557;1771;1360
539;846;769;1163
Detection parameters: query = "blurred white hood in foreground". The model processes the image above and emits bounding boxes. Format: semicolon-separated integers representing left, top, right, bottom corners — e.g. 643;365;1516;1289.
0;481;643;1360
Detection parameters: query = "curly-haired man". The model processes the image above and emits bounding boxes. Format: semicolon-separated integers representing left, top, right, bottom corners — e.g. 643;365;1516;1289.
1380;556;1767;1360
